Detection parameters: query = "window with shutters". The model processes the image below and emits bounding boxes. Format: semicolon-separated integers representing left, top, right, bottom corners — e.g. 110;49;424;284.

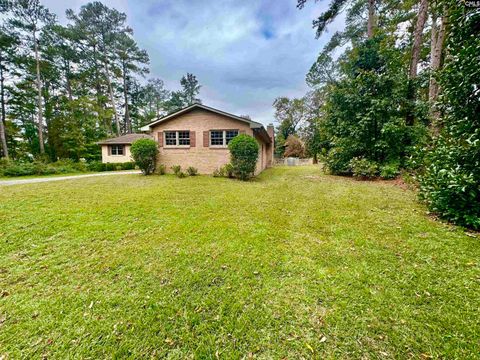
210;130;239;147
110;145;124;155
164;131;190;147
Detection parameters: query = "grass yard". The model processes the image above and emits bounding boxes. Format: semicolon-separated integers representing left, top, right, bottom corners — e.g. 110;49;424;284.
0;166;478;358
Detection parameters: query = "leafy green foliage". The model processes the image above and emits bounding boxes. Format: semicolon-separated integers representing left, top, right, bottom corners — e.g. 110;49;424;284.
156;164;166;175
186;166;198;176
0;159;88;177
130;139;158;175
212;167;224;178
228;134;259;181
418;4;480;229
171;165;181;175
0;2;202;162
380;163;399;180
223;163;234;178
321;36;427;175
212;163;235;178
86;161;135;172
349;157;378;179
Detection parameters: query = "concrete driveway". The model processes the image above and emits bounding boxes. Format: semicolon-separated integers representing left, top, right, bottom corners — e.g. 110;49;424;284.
0;171;141;186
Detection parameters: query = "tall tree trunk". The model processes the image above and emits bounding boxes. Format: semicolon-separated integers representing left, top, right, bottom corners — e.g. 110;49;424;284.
406;0;429;126
65;60;73;102
367;0;375;39
409;0;429;78
429;13;447;105
33;29;45;154
428;11;448;134
122;61;131;134
103;50;120;136
93;45;111;134
0;52;8;159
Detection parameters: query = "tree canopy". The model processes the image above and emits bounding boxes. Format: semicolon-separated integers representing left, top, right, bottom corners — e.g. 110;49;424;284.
0;1;202;161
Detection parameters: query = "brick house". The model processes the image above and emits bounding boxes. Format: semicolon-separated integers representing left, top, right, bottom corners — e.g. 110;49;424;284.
99;103;274;174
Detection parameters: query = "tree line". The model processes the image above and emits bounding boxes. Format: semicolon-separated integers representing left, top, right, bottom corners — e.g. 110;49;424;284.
0;0;202;161
274;0;479;229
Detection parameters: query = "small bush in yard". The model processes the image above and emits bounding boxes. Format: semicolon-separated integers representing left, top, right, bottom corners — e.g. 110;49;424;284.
186;166;198;176
223;163;234;178
131;139;158;175
157;164;166;175
176;171;187;178
380;163;399;180
349;157;379;179
212;167;224;177
171;165;181;175
228;134;259;180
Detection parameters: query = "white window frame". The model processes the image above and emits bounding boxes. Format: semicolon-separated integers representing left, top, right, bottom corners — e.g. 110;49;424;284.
164;130;190;148
210;130;239;147
110;144;124;156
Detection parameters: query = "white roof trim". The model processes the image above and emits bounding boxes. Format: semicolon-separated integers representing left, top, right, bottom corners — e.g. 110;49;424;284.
140;103;263;132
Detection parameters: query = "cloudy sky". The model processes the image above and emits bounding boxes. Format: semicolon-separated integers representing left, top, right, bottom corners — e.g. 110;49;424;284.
43;0;343;125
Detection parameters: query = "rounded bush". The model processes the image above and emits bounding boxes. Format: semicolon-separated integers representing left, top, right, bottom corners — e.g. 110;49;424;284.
130;139;158;175
228;134;259;180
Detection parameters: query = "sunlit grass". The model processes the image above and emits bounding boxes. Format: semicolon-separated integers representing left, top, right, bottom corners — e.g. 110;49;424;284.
0;166;478;358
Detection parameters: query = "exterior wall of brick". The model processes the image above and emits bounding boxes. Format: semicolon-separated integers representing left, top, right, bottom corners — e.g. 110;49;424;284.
101;145;132;163
149;108;272;174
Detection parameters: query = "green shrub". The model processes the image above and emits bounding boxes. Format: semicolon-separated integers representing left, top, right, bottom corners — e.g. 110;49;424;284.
120;162;135;170
186;166;198;176
171;165;181;175
212;167;224;177
323;147;352;175
349;157;379;179
1;160;88;177
0;158;8;175
86;161;105;172
157;164;166;175
3;162;36;176
223;163;234;178
105;163;117;171
130;139;158;175
380;163;399;180
176;171;187;178
228;134;259;181
419;136;480;230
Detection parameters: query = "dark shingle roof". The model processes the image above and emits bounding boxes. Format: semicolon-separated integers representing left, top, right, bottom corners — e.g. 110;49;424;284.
97;133;153;145
139;103;264;131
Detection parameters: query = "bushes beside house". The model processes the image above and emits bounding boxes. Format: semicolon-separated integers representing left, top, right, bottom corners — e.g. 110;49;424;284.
0;159;135;177
228;134;259;180
130;138;158;175
0;160;86;177
86;161;135;172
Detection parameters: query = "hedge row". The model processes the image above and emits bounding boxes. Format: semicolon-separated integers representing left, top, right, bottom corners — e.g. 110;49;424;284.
0;159;135;177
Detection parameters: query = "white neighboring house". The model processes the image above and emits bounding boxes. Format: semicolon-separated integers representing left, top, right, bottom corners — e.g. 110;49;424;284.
98;133;153;163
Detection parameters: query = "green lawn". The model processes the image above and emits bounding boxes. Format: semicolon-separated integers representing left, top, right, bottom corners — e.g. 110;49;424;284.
0;166;478;358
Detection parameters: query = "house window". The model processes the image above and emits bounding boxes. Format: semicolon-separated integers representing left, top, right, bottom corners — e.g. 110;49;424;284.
110;145;124;155
178;131;190;145
210;130;239;146
164;131;190;146
226;130;239;144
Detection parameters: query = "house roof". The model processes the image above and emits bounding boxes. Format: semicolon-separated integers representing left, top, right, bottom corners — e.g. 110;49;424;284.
139;103;265;132
97;133;153;145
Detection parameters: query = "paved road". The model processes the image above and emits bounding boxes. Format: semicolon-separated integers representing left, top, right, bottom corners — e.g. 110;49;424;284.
0;171;141;186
